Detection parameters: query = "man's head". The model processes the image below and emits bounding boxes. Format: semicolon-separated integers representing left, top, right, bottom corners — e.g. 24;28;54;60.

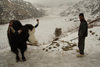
79;13;85;21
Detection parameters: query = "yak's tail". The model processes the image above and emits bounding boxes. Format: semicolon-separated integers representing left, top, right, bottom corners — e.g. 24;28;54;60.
35;19;39;28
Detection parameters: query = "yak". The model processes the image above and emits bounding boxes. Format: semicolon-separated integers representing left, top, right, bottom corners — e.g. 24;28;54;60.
7;19;39;62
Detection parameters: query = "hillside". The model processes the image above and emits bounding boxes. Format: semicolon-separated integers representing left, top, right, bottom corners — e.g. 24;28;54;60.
0;0;45;24
60;0;100;19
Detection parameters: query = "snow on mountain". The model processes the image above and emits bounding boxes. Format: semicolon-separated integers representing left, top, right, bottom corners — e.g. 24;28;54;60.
60;0;100;20
24;0;81;7
0;0;45;24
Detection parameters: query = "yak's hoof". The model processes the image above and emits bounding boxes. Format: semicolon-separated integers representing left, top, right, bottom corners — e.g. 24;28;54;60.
22;57;26;61
16;57;20;62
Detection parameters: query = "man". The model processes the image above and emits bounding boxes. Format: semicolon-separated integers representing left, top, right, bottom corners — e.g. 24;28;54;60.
77;13;88;57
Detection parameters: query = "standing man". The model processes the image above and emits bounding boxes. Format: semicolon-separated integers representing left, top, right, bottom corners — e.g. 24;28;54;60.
77;13;88;57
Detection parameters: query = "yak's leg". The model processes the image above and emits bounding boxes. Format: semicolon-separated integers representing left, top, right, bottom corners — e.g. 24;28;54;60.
13;48;20;62
16;50;20;62
21;50;26;61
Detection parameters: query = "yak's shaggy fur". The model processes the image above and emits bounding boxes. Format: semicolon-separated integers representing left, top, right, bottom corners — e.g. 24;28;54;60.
7;20;39;62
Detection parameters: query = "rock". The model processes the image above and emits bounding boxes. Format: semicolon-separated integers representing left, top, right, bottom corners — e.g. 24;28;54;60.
62;46;70;51
89;30;92;33
71;43;77;47
56;43;60;47
53;46;57;48
96;34;98;36
43;48;45;51
46;49;48;52
98;38;100;41
49;47;52;49
92;32;95;35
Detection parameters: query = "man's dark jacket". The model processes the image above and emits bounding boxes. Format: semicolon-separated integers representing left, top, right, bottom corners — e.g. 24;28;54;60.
78;20;88;37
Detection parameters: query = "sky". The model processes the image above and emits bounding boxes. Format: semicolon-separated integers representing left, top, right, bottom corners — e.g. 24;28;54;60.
24;0;82;7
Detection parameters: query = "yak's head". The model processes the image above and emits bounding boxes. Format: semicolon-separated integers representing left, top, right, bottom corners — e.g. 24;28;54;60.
8;20;23;31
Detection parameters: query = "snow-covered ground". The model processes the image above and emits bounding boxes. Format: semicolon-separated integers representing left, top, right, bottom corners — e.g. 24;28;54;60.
0;6;100;67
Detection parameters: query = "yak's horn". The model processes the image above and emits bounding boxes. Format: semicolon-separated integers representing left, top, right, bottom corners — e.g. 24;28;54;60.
10;27;16;33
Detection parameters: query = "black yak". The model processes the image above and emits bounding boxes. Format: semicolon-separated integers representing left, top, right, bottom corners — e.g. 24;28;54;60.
7;19;39;62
